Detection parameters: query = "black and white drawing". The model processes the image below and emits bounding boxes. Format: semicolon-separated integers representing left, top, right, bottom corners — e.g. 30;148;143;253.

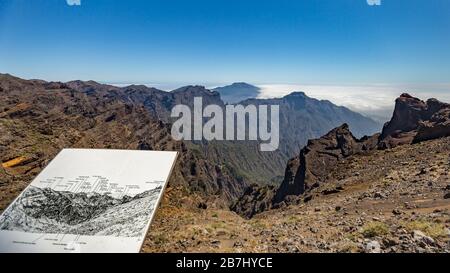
0;149;177;253
0;184;163;237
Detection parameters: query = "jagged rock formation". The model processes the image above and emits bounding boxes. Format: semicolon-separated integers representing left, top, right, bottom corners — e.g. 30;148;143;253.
230;184;276;219
414;107;450;143
241;92;381;157
273;124;378;204
232;124;379;218
233;93;450;218
379;93;450;149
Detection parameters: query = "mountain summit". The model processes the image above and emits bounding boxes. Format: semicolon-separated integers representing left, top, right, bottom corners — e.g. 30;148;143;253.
213;82;261;104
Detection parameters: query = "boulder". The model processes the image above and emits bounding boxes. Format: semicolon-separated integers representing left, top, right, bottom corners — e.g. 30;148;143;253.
364;240;381;253
413;108;450;143
412;230;435;246
230;184;275;219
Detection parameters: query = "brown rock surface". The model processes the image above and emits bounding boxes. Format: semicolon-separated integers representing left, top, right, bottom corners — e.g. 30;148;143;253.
232;94;450;218
413;108;450;143
274;124;377;204
379;93;450;149
145;136;450;253
232;124;380;218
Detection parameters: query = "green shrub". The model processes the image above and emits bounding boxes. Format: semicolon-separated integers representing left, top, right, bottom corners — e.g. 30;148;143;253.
361;221;389;238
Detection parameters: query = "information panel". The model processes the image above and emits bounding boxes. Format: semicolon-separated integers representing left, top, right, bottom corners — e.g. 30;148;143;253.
0;149;177;253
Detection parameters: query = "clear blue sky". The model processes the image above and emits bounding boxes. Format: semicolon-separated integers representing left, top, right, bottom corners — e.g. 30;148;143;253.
0;0;449;86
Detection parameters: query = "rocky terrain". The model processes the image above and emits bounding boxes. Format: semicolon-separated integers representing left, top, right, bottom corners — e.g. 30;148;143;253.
144;134;450;253
0;73;246;209
231;124;379;218
232;93;450;218
0;73;449;253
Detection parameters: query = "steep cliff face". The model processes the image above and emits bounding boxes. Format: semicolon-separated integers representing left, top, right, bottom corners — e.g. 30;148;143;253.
379;93;450;149
229;184;276;219
414;107;450;143
232;124;379;218
277;93;450;206
273;124;378;204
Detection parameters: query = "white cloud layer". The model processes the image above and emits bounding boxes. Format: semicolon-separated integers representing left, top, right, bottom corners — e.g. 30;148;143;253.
257;83;450;122
109;81;450;123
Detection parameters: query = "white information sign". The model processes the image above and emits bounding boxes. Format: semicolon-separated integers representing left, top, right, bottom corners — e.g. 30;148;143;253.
0;149;177;253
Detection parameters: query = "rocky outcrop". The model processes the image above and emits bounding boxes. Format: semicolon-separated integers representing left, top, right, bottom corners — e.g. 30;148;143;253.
241;92;381;157
230;184;275;219
379;93;450;149
232;93;450;218
232;124;379;218
273;124;378;204
413;107;450;143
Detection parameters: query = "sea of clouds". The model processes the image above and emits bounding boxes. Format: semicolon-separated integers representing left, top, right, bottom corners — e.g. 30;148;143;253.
109;81;450;123
256;83;450;123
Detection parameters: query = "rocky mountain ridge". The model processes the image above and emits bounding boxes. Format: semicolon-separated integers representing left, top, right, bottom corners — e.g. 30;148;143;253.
232;93;450;218
36;75;380;185
0;73;246;210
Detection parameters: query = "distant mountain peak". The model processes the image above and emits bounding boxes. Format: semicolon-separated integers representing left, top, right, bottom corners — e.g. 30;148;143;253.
399;93;415;99
172;85;209;93
121;84;164;94
126;84;150;89
284;91;307;98
229;82;257;88
213;82;260;104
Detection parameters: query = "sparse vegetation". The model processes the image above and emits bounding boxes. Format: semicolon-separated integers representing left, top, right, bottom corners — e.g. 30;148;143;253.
403;220;447;239
338;241;360;253
249;219;267;229
152;233;168;245
284;215;301;224
361;222;389;238
210;222;227;230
